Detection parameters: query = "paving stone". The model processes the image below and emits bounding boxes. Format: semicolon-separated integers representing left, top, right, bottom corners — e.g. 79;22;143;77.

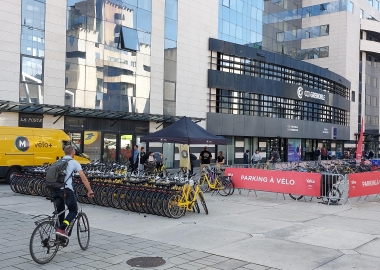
83;260;112;269
242;263;271;270
169;256;191;265
211;259;249;270
204;255;229;263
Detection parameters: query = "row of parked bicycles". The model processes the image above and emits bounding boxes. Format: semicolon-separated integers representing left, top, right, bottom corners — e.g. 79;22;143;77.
9;162;235;218
249;159;374;175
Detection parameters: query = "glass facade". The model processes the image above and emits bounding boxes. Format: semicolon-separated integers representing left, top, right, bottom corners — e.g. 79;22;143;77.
367;0;380;12
163;0;178;116
65;0;152;113
215;53;349;98
20;0;45;104
218;0;349;57
212;90;348;125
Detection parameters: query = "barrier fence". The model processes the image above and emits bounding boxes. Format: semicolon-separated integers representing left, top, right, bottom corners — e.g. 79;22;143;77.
220;162;380;205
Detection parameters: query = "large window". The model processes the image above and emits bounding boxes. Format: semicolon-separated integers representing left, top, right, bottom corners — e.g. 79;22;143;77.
212;90;349;126
213;52;349;99
65;0;152;112
163;0;178;116
20;0;45;104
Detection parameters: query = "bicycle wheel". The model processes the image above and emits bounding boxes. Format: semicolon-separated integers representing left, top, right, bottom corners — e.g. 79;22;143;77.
327;187;342;204
218;179;232;196
29;221;59;264
167;194;185;219
197;192;208;214
77;213;90;250
289;194;304;201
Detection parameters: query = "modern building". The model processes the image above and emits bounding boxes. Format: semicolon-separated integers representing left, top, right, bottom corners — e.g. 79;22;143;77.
0;0;379;166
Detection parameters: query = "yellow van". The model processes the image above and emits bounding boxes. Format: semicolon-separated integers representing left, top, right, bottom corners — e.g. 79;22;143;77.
0;126;90;183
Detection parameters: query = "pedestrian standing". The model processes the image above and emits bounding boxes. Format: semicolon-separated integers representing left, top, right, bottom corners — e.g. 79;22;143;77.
251;149;262;167
139;146;146;173
190;153;197;174
314;147;321;162
243;150;249;167
199;146;212;173
133;145;139;171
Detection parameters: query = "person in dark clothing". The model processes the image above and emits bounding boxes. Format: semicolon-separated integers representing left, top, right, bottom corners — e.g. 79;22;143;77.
314;147;321;162
199;146;212;173
243;150;249;167
269;148;280;169
190;153;197;174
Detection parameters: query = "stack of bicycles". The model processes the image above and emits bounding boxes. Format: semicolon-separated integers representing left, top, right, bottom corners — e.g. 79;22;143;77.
9;164;209;219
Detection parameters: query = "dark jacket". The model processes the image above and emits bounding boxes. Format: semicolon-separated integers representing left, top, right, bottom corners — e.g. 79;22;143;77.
190;153;197;166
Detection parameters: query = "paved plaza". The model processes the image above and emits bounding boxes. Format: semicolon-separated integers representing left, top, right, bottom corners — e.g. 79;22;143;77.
1;182;380;270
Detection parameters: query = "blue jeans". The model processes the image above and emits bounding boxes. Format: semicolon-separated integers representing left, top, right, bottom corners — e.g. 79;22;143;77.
51;188;78;229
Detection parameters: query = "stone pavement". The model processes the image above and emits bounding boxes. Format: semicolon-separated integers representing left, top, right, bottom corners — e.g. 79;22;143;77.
1;182;380;270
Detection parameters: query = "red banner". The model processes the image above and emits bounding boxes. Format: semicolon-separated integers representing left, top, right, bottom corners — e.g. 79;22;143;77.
348;171;380;198
225;168;321;196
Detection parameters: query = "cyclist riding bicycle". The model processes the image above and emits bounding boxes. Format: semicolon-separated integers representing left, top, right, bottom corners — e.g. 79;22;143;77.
51;145;94;238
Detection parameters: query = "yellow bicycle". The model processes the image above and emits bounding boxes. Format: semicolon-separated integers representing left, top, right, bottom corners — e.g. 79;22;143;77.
167;179;208;218
199;167;231;195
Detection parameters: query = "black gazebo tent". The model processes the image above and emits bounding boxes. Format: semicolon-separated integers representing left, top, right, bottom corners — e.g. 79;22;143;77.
140;117;227;145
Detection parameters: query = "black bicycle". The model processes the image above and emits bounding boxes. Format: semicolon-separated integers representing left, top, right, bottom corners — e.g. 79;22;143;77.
29;195;90;264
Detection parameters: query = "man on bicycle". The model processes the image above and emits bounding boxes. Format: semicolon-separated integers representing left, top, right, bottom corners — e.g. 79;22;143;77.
52;145;94;238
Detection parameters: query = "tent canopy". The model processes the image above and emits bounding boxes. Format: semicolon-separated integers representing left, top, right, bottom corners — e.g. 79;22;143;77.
140;117;227;145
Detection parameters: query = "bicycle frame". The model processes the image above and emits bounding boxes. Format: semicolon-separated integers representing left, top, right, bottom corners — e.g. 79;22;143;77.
202;170;224;190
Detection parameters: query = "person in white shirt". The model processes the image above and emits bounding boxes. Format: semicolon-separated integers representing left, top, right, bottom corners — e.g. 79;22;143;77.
251;149;262;167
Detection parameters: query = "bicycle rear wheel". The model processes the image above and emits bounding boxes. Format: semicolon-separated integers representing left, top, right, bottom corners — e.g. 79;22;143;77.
218;179;232;196
29;221;59;264
77;213;90;250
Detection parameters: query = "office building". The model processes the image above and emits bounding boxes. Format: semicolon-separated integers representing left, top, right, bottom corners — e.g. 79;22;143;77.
0;0;379;165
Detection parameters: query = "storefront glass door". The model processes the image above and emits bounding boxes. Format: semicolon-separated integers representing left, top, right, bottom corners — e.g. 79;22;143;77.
104;133;117;163
120;134;133;164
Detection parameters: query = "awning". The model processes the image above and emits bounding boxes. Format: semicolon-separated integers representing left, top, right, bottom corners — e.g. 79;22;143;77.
0;100;205;124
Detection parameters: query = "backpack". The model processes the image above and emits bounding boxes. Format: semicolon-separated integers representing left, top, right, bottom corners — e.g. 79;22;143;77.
45;159;71;189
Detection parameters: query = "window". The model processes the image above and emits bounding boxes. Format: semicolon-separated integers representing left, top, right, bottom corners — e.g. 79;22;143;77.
360;9;364;19
276;32;284;42
319;46;329;58
164;18;178;41
21;56;43;83
320;25;329;36
348;1;354;13
165;0;178;20
118;26;140;51
352;91;355;102
305;31;310;39
164;81;176;101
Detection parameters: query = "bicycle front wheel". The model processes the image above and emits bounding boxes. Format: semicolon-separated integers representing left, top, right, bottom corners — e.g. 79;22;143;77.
29;221;59;264
77;213;90;250
198;192;209;215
